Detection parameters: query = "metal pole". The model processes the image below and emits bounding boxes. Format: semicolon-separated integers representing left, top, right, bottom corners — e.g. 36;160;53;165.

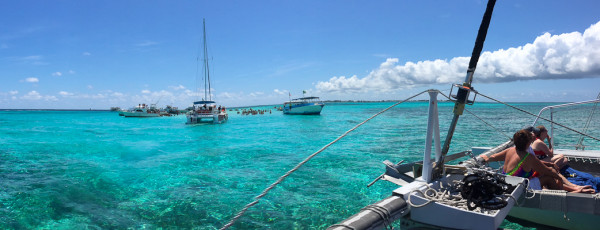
433;0;496;179
422;90;439;183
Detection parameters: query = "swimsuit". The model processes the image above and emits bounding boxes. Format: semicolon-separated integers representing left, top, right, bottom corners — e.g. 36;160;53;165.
534;150;547;160
533;138;548;160
503;154;536;178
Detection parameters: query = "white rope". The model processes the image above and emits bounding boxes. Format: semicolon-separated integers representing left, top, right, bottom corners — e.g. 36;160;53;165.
406;172;527;216
219;90;432;229
523;178;536;200
406;183;499;215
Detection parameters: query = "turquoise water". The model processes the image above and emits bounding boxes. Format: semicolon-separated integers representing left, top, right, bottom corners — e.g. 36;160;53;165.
1;102;599;229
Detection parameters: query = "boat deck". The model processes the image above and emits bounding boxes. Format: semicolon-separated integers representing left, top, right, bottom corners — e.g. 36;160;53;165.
555;149;600;158
556;149;600;177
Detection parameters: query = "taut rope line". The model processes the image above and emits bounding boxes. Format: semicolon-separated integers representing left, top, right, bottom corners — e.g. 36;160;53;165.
219;89;433;229
438;91;513;141
476;91;600;142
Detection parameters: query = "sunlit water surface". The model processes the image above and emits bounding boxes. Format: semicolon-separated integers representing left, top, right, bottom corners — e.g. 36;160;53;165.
1;101;599;229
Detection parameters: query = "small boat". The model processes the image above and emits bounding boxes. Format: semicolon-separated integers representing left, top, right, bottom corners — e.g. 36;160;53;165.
186;19;228;125
186;100;228;124
283;96;324;115
122;104;160;117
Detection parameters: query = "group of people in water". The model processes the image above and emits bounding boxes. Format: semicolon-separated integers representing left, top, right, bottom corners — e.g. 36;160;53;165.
479;125;598;193
236;108;272;115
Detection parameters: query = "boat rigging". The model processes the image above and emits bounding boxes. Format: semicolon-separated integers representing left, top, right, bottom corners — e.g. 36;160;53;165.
186;19;228;124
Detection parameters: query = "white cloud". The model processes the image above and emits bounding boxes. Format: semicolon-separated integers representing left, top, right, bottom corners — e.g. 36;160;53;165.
9;90;18;95
82;52;91;56
68;70;75;74
52;72;62;76
249;92;265;97
25;77;39;83
273;89;288;95
219;92;235;100
20;91;56;101
169;85;186;90
22;91;42;100
59;91;73;96
141;90;151;94
87;85;93;89
316;20;600;93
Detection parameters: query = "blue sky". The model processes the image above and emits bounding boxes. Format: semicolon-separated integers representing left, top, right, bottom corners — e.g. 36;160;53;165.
1;0;600;109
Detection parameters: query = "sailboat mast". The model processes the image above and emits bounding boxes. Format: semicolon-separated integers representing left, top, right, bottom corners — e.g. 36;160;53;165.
203;19;212;101
433;0;496;179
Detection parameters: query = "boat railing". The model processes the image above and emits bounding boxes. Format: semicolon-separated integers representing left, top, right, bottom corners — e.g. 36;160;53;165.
194;108;227;115
531;98;600;149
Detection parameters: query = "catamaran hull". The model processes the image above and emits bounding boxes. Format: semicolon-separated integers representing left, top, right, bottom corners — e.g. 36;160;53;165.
283;104;324;115
509;206;599;230
473;148;600;230
186;113;228;124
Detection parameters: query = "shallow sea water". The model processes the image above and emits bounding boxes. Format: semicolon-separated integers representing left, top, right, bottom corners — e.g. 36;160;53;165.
1;101;599;229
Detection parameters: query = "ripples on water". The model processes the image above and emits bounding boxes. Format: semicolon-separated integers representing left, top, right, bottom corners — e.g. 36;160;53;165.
1;102;599;229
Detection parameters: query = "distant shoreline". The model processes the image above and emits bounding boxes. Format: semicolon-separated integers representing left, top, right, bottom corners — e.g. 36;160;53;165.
0;109;110;111
0;101;568;111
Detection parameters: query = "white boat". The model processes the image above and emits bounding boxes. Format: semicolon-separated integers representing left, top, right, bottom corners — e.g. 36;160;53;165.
186;100;228;124
122;104;160;117
283;96;324;115
186;19;228;125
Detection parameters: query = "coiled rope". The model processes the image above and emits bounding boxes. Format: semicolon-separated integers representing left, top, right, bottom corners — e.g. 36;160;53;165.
406;169;525;214
219;90;433;229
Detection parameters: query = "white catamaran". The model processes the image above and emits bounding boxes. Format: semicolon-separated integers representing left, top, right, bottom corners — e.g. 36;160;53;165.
186;19;228;125
221;0;600;229
326;1;600;229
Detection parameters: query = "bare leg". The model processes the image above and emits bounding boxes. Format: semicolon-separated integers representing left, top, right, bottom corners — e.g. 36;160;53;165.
539;176;563;190
551;154;568;169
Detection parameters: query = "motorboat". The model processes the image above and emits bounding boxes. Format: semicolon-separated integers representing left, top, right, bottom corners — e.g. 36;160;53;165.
122;104;160;118
283;96;324;115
